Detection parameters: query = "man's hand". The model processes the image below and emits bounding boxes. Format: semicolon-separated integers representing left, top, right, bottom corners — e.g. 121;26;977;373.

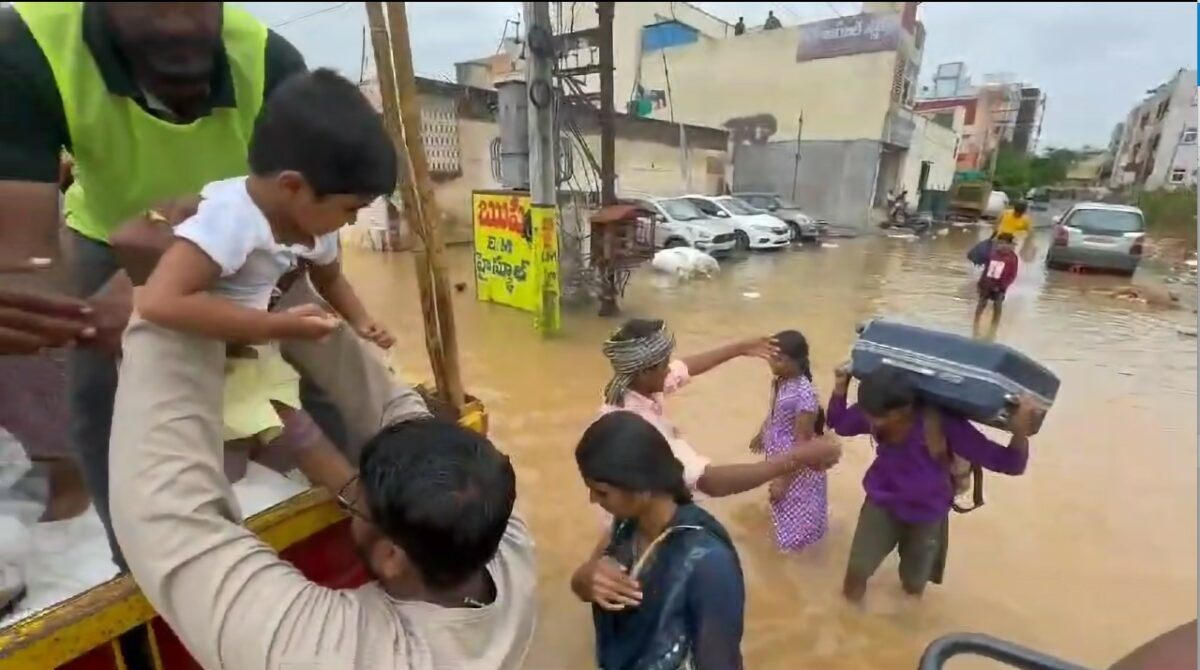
782;434;841;472
83;275;134;354
833;362;852;395
1009;395;1041;438
353;319;395;349
740;336;779;361
270;305;341;341
0;288;95;355
580;556;643;611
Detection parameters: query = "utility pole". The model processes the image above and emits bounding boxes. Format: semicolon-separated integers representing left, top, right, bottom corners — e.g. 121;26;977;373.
790;112;804;201
524;3;555;206
596;1;618;316
598;1;616;206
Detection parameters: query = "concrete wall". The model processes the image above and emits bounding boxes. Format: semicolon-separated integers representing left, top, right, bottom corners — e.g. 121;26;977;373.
1111;69;1198;190
732;139;884;228
898;109;962;207
637;28;899;143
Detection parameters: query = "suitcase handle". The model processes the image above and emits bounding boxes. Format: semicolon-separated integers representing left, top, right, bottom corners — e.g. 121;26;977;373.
882;357;964;384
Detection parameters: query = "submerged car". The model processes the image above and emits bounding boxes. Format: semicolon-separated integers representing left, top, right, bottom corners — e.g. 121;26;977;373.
1045;202;1145;276
684;195;792;250
735;192;827;242
621;196;738;258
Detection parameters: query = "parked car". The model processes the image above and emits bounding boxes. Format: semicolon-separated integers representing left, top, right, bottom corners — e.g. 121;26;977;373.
621;196;738;258
1045;202;1145;276
734;192;826;242
684;195;792;250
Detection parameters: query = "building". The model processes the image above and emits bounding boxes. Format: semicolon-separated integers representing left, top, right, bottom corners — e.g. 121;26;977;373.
914;64;1038;169
1109;68;1197;191
605;2;928;226
356;77;729;244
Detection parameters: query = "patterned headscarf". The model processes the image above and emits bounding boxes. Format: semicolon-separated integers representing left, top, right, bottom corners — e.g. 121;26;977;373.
602;322;676;406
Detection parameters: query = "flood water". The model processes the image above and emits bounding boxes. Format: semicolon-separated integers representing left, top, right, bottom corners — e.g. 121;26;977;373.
344;225;1197;670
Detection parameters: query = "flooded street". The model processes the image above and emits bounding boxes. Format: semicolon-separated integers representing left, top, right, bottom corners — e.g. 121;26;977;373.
345;226;1196;670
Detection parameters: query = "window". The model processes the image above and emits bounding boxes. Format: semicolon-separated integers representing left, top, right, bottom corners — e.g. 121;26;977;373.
1065;209;1144;234
1171;168;1187;183
1183;128;1197;144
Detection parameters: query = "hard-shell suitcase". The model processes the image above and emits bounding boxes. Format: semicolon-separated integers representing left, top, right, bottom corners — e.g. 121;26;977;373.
850;319;1059;434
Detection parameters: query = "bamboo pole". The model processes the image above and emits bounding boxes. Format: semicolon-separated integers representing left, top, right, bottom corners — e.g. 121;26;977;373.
365;2;465;409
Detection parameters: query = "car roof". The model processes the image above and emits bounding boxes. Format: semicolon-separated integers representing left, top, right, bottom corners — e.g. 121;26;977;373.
1067;202;1143;214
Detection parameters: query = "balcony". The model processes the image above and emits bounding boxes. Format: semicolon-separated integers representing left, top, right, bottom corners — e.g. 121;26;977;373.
884;107;916;148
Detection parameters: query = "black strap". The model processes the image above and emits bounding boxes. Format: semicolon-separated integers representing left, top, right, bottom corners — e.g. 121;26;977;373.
952;464;986;514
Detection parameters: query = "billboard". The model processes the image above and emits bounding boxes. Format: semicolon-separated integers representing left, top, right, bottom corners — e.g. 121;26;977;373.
795;12;902;63
471;191;560;333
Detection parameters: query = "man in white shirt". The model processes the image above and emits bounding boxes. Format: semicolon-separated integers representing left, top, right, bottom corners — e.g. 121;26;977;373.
109;317;538;670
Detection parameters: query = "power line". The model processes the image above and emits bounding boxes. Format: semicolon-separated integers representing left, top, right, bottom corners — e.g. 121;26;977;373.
824;2;844;18
271;2;350;29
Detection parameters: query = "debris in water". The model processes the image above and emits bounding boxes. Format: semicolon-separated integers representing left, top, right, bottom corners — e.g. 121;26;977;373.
887;233;917;240
821;243;839;249
936;228;950;237
742;291;761;299
1177;326;1197;337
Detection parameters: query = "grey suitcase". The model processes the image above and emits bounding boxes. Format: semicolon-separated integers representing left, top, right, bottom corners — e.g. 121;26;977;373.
850;319;1059;434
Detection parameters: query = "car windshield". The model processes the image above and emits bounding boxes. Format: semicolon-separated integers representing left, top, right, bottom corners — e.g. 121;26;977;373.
1066;209;1143;234
659;198;705;221
716;197;758;215
741;194;779;209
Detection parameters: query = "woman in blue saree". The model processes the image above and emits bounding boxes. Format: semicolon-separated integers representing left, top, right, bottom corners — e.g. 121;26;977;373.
571;411;745;670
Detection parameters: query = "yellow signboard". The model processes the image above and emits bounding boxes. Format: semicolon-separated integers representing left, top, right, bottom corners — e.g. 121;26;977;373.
472;191;560;333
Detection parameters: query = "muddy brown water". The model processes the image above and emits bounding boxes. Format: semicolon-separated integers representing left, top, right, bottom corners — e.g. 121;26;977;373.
347;226;1197;670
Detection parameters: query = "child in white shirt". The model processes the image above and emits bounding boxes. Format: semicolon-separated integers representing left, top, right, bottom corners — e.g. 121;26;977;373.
138;69;397;468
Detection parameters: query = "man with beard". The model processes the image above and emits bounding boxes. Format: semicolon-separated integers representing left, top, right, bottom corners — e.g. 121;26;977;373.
0;2;391;576
109;318;537;669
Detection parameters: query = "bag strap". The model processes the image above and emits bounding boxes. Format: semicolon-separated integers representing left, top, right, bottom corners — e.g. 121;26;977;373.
923;407;985;514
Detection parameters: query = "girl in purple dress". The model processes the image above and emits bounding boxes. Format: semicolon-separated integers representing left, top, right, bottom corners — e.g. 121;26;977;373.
752;330;829;551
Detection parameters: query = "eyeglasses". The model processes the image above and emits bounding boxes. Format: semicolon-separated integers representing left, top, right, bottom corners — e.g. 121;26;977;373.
336;475;369;521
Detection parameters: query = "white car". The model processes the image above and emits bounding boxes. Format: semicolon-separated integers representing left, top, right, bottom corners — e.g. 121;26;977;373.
684;195;792;250
622;197;738;258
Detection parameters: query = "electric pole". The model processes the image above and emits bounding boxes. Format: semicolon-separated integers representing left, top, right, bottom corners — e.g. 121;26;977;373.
596;1;618;315
525;3;555;209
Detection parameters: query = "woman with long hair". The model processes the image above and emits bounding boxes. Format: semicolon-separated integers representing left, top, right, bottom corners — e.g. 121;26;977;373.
571;411;745;670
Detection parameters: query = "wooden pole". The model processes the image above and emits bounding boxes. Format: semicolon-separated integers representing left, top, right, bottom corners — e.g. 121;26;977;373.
366;2;465;408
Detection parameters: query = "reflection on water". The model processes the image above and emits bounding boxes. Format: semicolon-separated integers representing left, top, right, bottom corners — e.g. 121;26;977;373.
345;226;1196;670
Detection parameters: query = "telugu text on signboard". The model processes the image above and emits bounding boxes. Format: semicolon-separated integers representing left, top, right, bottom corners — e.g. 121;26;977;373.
471;191;560;333
795;12;901;63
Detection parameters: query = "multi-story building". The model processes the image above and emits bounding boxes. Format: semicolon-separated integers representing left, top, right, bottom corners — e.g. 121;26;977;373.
913;64;1037;169
454;2;946;227
1109;68;1197;191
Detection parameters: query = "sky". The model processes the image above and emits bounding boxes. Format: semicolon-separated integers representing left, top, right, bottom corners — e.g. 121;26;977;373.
241;2;1198;148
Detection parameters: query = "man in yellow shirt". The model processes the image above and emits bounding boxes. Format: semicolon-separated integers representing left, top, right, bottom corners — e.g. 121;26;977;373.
995;200;1033;237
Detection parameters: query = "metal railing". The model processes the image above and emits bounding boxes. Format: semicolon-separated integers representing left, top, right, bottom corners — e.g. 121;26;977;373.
919;633;1095;670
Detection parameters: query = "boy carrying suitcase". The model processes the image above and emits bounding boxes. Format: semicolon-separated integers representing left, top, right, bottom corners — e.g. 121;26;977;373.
828;366;1039;603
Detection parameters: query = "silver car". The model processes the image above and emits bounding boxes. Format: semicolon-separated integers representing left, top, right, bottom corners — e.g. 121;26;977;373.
1045;203;1145;276
735;192;826;242
623;197;738;258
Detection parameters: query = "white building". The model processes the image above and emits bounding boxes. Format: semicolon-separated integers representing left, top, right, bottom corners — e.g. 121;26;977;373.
1110;68;1197;191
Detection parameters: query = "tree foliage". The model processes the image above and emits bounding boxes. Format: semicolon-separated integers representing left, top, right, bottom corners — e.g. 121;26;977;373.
991;145;1081;198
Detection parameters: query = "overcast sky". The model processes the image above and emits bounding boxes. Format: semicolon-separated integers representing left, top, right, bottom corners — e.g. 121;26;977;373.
242;2;1197;148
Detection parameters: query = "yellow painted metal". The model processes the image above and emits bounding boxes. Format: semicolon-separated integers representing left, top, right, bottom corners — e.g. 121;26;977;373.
0;398;487;669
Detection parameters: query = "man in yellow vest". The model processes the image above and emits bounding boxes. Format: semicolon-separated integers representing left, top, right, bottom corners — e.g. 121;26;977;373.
0;3;396;572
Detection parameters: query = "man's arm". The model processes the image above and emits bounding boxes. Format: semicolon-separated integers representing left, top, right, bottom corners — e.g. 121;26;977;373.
943;400;1035;476
696;436;840;498
110;320;362;669
679;337;772;377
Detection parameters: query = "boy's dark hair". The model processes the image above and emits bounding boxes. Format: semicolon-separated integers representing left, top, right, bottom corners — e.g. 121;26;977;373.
857;367;916;417
996;232;1015;244
613;318;664;342
1012;201;1027;215
249;68;397;198
576;411;692;505
358;419;515;590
